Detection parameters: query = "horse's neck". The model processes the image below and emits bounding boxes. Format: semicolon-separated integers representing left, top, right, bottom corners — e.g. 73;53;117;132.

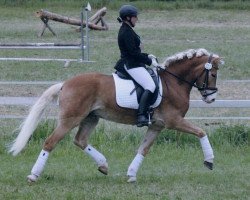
160;71;192;102
169;57;205;82
160;58;204;99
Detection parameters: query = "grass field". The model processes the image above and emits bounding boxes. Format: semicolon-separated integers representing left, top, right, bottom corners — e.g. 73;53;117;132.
0;1;249;199
0;120;250;200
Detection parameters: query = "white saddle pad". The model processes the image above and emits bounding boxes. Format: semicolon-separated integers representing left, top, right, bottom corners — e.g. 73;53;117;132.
112;72;163;109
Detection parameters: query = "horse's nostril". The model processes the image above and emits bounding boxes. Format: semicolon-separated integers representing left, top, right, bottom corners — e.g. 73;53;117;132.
211;98;215;102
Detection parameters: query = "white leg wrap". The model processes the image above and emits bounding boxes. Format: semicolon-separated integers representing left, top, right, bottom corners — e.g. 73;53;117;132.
84;145;107;167
200;135;214;163
30;149;49;177
127;154;144;177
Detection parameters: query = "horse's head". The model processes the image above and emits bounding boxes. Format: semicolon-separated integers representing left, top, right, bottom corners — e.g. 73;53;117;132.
161;48;224;103
195;53;224;103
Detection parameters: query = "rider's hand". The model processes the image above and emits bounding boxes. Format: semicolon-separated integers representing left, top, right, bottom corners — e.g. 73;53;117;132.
149;55;166;70
157;64;166;70
151;58;166;70
151;57;159;67
148;54;157;60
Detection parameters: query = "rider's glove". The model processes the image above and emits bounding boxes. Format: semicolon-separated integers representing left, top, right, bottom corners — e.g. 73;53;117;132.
149;54;166;70
157;63;166;70
151;57;159;67
148;54;157;60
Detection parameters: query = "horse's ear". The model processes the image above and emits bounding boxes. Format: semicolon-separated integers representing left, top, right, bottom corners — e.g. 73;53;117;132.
218;57;225;66
213;57;225;68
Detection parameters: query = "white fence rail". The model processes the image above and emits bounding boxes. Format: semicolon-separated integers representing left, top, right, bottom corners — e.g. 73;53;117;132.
190;100;250;108
0;44;83;50
0;97;249;120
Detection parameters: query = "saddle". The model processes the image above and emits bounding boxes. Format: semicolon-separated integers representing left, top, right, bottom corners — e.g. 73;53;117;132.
112;68;163;110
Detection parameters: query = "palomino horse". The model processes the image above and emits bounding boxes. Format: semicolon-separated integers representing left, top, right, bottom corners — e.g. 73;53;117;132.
9;48;224;183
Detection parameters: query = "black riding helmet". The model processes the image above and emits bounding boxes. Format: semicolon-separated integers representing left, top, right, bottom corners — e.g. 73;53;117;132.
117;5;138;23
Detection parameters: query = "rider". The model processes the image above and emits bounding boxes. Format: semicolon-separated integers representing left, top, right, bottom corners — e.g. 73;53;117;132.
115;5;159;127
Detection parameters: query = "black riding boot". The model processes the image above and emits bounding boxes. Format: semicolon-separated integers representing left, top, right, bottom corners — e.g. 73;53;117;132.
137;89;153;127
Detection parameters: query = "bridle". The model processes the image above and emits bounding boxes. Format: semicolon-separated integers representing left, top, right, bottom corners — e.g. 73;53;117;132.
195;54;218;97
160;54;218;98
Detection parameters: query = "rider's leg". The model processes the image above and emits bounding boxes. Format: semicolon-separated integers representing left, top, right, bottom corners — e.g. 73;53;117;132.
137;89;153;127
125;66;156;127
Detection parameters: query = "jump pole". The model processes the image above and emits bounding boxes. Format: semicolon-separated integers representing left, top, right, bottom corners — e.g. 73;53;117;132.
0;3;95;66
86;3;90;61
81;5;84;61
81;2;92;62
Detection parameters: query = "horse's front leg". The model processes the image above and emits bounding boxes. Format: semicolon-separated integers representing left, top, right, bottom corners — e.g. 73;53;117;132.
170;117;214;170
127;125;163;183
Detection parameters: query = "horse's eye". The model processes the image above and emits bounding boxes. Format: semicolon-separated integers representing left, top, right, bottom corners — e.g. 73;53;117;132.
211;73;216;78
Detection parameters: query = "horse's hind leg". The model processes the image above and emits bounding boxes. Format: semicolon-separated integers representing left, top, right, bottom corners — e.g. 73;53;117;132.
27;116;81;182
74;113;108;175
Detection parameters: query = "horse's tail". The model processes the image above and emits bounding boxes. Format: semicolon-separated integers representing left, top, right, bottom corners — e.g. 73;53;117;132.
8;82;64;156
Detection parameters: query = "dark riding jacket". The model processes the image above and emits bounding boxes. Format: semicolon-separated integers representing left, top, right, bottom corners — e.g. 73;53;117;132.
115;22;152;72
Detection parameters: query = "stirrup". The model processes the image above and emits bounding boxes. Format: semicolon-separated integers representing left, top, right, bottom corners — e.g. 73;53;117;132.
148;110;152;125
137;108;154;127
148;107;154;125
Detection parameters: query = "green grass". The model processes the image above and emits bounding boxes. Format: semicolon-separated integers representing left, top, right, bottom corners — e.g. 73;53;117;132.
0;121;249;200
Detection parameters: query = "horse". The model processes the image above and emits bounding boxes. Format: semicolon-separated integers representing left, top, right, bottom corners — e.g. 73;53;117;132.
8;48;224;183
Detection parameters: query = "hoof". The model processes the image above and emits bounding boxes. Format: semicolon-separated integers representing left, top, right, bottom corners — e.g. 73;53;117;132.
127;176;137;183
27;174;38;183
98;165;108;175
204;161;213;170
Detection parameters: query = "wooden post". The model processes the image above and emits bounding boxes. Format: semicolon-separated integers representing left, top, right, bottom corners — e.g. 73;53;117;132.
39;17;57;37
36;7;108;36
88;7;107;24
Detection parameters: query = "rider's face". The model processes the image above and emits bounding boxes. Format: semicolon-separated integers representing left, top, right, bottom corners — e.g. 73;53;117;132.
130;16;138;27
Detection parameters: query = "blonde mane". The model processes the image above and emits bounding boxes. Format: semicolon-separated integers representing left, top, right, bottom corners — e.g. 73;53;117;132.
163;48;218;67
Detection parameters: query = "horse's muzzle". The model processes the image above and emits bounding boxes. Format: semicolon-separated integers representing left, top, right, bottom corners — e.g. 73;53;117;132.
201;89;217;103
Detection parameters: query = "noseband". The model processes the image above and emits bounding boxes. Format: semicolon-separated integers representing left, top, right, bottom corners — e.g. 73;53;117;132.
194;54;218;97
162;54;218;98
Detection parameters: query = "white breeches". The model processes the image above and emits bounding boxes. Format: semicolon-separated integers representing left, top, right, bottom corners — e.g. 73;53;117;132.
125;66;156;93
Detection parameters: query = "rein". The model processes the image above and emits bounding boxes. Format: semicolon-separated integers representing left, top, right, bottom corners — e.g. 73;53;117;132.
159;54;218;98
